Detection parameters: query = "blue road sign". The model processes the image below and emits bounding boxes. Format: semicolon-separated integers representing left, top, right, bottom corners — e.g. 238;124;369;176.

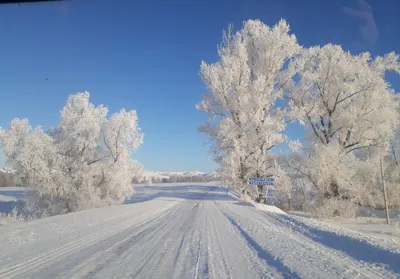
248;177;275;185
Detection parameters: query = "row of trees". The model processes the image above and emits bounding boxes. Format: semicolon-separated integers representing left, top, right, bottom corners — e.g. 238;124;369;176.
149;174;215;184
164;174;215;183
197;19;400;217
131;172;216;184
0;92;144;216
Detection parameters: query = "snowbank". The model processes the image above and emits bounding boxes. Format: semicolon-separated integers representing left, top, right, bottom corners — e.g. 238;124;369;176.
280;213;400;254
254;203;287;215
236;194;287;215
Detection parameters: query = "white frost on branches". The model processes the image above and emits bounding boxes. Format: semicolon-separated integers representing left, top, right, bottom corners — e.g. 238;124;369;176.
0;92;144;215
197;19;301;199
198;18;400;213
288;45;400;153
286;44;400;215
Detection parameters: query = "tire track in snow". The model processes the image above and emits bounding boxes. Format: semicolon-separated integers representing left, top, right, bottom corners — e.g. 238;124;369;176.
213;201;291;279
205;201;281;279
219;200;398;279
2;184;396;279
78;199;206;279
0;201;180;279
60;202;185;278
67;201;191;279
256;212;398;279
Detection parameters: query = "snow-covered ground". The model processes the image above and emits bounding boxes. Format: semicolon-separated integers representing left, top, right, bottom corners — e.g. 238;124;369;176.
289;209;400;241
0;183;399;278
326;217;400;239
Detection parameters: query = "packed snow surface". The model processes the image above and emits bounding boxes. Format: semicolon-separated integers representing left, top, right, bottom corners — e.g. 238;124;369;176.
253;202;288;215
0;183;399;279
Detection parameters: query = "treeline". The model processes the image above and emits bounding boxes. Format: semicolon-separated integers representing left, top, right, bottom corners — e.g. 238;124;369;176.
132;174;217;184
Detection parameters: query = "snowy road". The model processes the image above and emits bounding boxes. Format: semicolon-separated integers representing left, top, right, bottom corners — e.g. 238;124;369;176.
0;184;399;279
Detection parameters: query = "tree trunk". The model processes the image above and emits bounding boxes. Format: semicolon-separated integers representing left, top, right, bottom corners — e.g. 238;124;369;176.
255;170;265;203
256;184;264;203
324;180;341;216
324;180;339;198
330;181;339;197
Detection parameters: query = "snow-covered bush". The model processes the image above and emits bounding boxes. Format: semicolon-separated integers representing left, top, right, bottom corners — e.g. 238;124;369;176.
130;161;148;184
0;92;144;215
0;207;27;226
306;198;358;219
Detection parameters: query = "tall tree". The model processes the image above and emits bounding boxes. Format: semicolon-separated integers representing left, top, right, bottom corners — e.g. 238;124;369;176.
287;44;400;211
197;19;301;200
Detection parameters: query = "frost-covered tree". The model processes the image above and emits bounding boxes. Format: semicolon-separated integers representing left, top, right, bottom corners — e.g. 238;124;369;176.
383;95;400;208
287;44;400;214
131;161;148;184
381;157;400;208
197;19;301;200
367;97;400;209
0;92;144;215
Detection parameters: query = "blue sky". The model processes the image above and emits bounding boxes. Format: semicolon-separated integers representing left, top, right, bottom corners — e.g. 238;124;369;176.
0;0;399;172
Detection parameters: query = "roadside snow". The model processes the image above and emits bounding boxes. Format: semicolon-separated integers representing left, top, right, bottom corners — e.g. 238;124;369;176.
253;203;287;215
0;184;398;278
282;213;400;254
289;210;400;249
325;217;400;240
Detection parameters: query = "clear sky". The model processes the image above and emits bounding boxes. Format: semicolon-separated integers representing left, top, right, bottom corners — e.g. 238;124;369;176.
0;0;399;172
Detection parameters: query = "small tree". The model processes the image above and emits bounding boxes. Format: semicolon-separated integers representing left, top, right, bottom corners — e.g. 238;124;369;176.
0;92;144;215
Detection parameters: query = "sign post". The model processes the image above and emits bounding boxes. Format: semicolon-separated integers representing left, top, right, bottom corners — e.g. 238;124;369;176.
248;177;275;203
380;157;390;225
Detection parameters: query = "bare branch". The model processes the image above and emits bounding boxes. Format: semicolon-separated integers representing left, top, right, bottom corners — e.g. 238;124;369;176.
307;115;326;145
337;82;372;105
345;141;359;149
331;90;342;113
391;142;399;166
346;143;378;154
87;154;110;166
330;126;343;138
102;132;116;161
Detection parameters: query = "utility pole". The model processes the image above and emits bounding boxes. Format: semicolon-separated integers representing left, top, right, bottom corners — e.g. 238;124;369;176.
380;157;390;225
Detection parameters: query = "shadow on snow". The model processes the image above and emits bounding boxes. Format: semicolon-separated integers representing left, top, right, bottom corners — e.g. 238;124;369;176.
225;213;301;279
267;213;400;274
